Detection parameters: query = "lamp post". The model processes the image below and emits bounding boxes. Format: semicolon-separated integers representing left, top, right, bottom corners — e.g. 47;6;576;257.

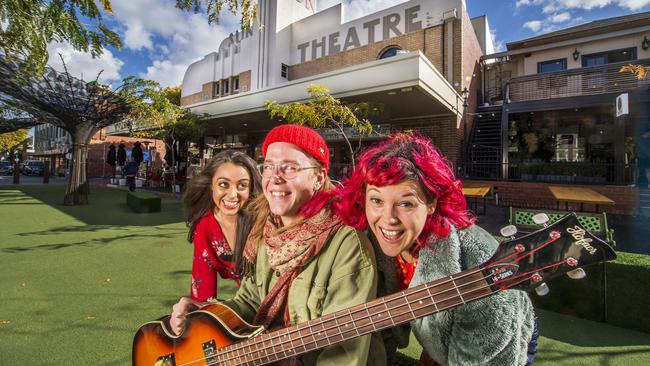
461;87;470;172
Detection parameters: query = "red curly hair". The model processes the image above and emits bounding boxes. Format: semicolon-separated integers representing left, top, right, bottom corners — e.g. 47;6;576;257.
310;132;475;254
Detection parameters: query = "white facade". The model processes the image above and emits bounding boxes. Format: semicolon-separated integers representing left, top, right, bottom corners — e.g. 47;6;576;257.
181;0;471;99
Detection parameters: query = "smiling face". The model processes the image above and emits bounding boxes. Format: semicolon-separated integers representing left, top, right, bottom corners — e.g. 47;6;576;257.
263;142;324;225
365;180;436;259
211;162;251;218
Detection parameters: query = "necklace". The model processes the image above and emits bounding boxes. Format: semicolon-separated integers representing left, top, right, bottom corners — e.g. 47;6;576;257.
396;254;418;289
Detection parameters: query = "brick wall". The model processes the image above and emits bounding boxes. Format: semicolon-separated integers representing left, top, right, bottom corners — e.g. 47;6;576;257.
181;70;252;106
239;70;252;93
459;6;484;140
464;179;639;215
289;25;444;80
396;114;460;163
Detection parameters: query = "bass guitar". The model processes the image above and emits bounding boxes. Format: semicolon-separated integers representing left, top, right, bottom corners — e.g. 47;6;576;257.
133;213;616;366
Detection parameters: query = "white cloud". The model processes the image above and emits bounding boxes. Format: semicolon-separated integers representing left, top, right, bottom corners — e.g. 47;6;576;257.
123;22;153;51
109;0;237;87
490;29;506;52
523;20;543;32
549;11;571;22
46;42;123;83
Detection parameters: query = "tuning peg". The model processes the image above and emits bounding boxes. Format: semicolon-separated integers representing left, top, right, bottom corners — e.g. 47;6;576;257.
534;283;549;296
500;225;517;238
567;268;586;279
532;213;550;226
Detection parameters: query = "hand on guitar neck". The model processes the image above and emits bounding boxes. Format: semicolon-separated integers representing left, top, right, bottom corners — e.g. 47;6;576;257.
170;297;209;335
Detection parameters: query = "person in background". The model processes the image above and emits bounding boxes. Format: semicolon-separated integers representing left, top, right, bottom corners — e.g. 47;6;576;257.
331;132;538;366
179;150;261;303
122;157;140;192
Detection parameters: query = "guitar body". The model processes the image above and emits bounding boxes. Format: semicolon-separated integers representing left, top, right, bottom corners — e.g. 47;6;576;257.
132;303;264;366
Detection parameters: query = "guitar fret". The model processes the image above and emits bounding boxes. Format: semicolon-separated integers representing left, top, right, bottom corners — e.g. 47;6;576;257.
403;291;416;319
384;299;396;326
425;284;439;312
348;308;360;336
451;276;466;304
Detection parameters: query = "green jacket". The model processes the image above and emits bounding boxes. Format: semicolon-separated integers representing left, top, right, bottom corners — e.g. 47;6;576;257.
410;224;535;366
222;225;387;366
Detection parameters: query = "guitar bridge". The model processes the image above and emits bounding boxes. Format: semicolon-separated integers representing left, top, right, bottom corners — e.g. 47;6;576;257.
203;339;217;364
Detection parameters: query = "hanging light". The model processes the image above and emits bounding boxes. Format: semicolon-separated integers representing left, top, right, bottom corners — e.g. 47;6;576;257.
572;48;580;61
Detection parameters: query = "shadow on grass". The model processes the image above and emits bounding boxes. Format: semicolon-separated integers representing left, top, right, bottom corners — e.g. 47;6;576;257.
537;309;650;347
3;228;185;253
538;348;650;365
0;185;183;226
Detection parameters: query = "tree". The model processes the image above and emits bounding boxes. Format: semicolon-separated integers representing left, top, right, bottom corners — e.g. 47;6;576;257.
0;0;256;77
620;64;649;80
0;56;136;205
264;85;380;169
0;128;29;184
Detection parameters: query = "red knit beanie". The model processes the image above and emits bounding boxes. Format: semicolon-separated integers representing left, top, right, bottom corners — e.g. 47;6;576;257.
262;124;330;170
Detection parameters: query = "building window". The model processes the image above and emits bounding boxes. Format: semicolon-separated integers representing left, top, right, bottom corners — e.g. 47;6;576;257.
213;82;220;98
281;63;289;78
232;76;239;93
582;47;637;67
537;58;567;74
378;46;402;60
222;79;229;95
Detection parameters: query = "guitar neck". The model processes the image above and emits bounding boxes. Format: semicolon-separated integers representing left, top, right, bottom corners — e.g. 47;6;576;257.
213;266;495;366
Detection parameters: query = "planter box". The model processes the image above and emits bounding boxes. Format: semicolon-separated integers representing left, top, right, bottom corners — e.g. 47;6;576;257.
126;191;161;213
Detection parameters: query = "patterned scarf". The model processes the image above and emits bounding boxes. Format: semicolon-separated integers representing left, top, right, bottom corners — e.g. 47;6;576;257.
249;208;343;331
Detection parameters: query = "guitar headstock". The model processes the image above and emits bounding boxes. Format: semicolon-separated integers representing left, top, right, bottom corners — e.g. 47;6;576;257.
482;213;616;293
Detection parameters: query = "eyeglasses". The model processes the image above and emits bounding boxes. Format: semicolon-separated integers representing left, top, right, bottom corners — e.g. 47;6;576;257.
258;163;319;180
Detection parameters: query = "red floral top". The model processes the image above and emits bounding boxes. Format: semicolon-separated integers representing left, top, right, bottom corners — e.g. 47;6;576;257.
190;212;239;302
396;254;418;291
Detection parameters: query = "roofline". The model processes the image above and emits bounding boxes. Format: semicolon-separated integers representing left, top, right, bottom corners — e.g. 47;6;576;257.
482;24;650;61
507;11;650;50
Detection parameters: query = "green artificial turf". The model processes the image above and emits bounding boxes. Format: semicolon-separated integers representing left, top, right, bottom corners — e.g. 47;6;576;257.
1;185;649;365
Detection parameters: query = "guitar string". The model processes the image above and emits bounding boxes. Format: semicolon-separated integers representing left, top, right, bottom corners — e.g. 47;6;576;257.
216;234;562;362
208;267;488;364
212;235;562;364
178;236;562;366
211;272;510;366
174;266;488;366
179;265;513;366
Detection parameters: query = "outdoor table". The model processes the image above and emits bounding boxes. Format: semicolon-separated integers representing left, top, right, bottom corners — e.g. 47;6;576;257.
462;186;491;215
548;186;615;213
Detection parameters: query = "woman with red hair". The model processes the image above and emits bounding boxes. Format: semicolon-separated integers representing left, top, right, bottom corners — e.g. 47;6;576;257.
330;132;537;366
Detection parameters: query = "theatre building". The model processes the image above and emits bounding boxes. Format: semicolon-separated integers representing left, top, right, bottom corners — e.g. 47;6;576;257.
180;0;487;174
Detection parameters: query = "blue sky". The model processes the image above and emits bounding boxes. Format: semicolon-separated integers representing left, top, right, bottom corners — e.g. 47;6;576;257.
44;0;650;88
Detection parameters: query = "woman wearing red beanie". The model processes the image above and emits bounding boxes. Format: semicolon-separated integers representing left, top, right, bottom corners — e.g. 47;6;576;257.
170;124;385;366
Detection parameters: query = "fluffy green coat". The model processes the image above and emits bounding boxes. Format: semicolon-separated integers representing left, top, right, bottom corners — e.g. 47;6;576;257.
410;224;535;366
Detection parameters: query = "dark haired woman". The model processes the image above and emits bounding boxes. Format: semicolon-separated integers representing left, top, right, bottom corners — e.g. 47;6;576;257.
331;132;537;366
180;150;261;303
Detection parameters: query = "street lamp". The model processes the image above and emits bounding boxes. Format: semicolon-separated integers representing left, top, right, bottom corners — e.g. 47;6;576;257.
461;87;470;166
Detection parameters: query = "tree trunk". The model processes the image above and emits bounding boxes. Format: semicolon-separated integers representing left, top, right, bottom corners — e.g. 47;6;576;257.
43;157;50;184
64;143;89;205
10;151;20;184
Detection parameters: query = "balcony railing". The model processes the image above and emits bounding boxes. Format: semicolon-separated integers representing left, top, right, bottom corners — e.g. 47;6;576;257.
508;59;650;103
457;161;636;186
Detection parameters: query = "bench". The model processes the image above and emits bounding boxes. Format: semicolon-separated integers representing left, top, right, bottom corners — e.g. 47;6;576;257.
126;191;161;213
508;207;615;246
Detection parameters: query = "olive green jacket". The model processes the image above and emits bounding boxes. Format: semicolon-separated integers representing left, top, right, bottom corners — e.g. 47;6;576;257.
222;226;387;366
